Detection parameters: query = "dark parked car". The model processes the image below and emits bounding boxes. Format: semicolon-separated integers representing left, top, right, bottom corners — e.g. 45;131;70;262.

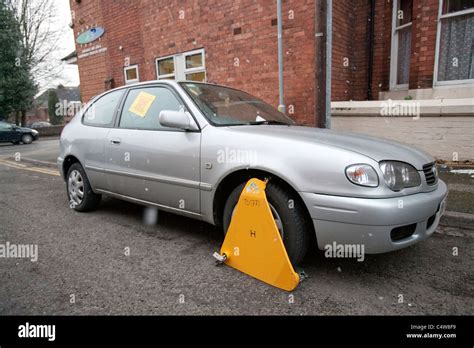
29;121;52;128
0;121;39;144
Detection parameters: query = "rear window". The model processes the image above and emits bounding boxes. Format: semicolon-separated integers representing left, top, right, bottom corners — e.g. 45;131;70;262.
82;89;124;126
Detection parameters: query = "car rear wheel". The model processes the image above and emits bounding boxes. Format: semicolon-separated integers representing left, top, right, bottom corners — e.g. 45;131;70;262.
21;134;33;144
223;181;311;265
66;163;101;212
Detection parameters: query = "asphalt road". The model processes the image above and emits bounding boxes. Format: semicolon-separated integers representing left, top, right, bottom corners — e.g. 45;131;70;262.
0;143;473;315
0;137;59;164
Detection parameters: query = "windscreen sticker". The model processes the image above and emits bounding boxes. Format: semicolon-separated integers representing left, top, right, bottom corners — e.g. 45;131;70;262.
128;91;156;118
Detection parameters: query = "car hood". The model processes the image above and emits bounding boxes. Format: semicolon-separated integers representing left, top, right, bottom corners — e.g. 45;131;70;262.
228;125;434;170
19;127;34;132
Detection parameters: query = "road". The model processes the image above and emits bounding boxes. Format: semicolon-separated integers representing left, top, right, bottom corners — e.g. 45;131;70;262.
0;137;59;164
0;141;473;315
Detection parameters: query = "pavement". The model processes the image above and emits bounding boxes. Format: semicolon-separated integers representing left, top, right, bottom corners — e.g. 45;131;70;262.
0;138;473;315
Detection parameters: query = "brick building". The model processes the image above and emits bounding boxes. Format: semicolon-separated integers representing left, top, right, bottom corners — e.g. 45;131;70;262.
69;0;473;159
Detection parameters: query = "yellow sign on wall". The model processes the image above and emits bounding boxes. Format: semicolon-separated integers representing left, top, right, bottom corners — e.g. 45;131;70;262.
129;91;156;117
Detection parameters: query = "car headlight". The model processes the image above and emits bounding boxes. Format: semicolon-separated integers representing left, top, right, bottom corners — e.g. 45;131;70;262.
345;164;379;187
31;130;38;135
379;161;421;191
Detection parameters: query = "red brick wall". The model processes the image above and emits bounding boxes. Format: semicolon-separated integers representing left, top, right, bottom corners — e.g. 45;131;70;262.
70;0;318;125
70;0;108;103
409;0;439;89
370;0;393;98
331;0;370;101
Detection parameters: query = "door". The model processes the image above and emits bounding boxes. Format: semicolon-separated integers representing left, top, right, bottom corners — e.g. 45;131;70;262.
79;89;125;190
104;85;201;214
0;122;16;142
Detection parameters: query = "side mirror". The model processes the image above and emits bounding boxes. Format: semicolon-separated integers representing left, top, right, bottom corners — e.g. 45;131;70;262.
159;110;198;131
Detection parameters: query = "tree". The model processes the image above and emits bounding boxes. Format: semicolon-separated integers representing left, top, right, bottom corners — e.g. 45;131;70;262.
6;0;62;86
48;90;61;125
0;0;36;123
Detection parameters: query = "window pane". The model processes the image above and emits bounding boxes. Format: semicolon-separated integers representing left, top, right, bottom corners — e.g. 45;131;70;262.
443;0;474;14
185;53;203;69
185;71;206;82
397;26;412;84
119;87;184;130
83;89;124;126
397;0;413;26
158;58;175;76
438;13;474;81
126;68;138;81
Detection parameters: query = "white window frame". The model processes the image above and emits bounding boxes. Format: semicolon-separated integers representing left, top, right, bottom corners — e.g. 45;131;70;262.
124;64;140;85
155;48;206;82
156;54;177;80
433;0;474;86
390;0;412;90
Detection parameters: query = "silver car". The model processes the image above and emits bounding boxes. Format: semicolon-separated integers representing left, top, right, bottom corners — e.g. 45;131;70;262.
58;81;448;265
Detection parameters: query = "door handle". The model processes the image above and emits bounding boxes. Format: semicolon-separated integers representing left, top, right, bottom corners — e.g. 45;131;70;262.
109;138;121;145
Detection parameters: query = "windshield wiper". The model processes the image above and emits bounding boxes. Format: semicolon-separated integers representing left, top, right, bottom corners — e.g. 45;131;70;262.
246;120;292;126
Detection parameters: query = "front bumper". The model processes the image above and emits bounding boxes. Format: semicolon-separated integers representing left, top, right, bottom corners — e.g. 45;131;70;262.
300;180;448;254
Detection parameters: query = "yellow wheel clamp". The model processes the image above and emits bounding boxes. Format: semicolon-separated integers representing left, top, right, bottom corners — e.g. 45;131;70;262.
214;178;301;291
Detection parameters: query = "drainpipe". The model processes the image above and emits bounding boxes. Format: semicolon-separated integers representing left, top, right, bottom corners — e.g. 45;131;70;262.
325;0;332;128
367;0;375;100
277;0;286;114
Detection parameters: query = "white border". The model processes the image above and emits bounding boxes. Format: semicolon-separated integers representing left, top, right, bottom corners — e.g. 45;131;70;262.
390;0;412;91
156;54;176;80
124;64;140;85
433;0;474;86
155;49;206;82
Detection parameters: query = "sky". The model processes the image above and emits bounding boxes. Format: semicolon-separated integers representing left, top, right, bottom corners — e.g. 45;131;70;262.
45;0;80;90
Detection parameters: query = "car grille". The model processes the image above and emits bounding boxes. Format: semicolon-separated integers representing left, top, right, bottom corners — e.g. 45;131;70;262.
423;162;437;185
391;223;417;242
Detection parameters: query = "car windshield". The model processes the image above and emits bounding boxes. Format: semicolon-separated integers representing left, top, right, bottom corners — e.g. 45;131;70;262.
180;82;295;126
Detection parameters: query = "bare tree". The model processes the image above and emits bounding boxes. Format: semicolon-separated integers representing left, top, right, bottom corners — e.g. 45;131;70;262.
7;0;64;85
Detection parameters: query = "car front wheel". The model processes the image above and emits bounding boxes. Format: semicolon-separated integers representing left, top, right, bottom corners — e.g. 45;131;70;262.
66;163;101;212
223;181;311;265
21;134;33;144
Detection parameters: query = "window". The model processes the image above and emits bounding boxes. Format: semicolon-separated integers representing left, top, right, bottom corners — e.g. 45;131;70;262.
0;122;13;130
82;89;124;126
390;0;413;89
180;82;295;126
124;65;140;85
156;49;206;82
157;56;176;80
119;87;185;130
435;0;474;85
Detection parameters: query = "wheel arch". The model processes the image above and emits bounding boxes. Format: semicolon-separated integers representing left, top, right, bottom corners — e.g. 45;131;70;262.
212;168;315;239
62;155;82;181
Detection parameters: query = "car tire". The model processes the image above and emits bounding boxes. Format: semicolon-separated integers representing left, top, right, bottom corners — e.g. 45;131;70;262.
66;163;101;212
223;181;311;265
21;134;33;144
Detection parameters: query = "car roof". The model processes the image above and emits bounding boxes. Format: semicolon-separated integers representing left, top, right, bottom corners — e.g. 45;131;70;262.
92;80;231;101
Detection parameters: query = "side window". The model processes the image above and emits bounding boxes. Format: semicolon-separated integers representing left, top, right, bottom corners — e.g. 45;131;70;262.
0;122;11;130
119;87;184;130
83;89;124;126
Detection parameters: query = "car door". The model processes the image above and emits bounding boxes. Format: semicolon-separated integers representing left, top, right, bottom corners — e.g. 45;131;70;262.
0;122;16;142
78;89;125;190
103;85;201;214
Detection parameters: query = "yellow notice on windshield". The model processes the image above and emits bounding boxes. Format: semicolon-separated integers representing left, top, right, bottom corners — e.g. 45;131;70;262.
129;91;156;117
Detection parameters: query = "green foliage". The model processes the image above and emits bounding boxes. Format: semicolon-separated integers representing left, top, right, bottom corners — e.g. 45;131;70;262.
48;90;61;125
0;1;36;122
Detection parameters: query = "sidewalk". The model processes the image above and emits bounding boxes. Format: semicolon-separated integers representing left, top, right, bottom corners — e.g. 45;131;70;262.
438;165;474;229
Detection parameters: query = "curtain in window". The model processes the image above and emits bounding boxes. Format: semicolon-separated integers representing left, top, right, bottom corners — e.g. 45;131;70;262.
438;13;474;81
397;27;412;85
